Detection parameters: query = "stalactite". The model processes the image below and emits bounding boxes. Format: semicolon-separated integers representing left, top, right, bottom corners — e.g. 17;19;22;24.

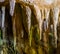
0;7;3;47
45;8;50;29
0;6;5;54
53;7;59;48
1;6;5;47
25;6;32;46
10;0;16;48
0;0;5;2
43;18;47;32
2;7;5;28
50;24;53;32
25;6;31;34
10;0;16;16
41;9;45;39
33;4;42;40
41;9;44;19
44;0;54;4
0;8;2;28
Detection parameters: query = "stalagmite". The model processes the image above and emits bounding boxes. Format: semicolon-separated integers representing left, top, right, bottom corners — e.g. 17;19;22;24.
53;7;59;48
10;0;16;16
33;4;42;40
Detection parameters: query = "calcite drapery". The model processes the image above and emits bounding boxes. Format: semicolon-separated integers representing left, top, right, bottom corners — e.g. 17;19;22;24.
11;0;60;48
0;0;60;54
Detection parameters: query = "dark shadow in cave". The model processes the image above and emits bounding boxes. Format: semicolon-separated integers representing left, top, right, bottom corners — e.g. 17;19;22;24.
5;4;13;46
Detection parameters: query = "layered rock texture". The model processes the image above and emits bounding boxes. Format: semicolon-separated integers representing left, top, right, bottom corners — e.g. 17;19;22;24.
0;0;60;54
